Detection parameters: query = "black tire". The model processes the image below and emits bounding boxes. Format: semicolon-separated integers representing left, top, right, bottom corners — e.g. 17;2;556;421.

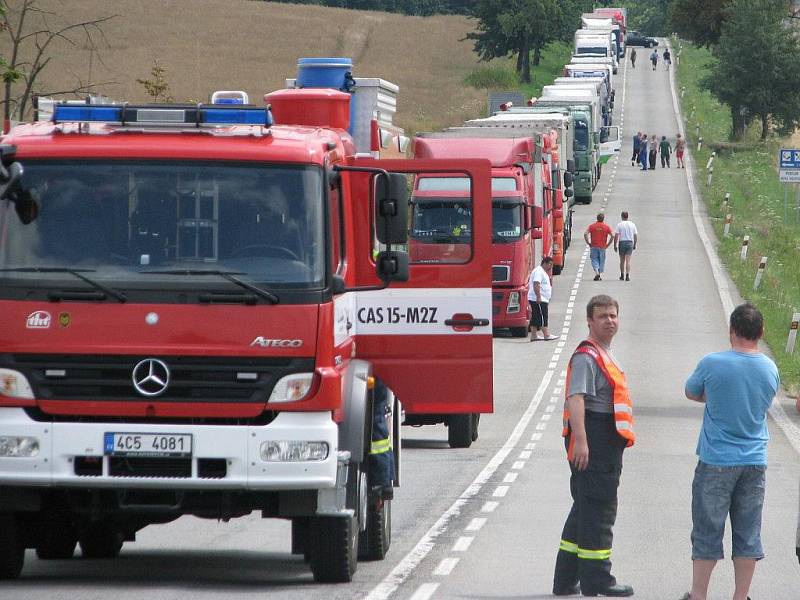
79;523;123;559
0;514;24;579
291;518;309;558
509;326;528;338
552;264;563;276
35;523;77;560
308;515;358;583
471;413;480;442
358;498;391;561
448;414;473;448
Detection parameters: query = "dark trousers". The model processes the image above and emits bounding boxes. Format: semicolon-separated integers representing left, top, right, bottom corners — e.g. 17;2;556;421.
554;413;626;593
649;150;657;169
661;154;670;167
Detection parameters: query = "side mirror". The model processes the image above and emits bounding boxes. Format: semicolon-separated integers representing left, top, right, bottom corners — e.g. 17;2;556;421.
376;250;409;282
0;162;39;224
375;172;409;245
566;159;576;174
564;187;574;199
564;171;574;188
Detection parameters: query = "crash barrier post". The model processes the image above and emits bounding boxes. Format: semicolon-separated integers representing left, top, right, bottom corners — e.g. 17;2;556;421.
697;137;703;152
740;236;749;261
786;313;800;354
753;256;767;291
723;213;732;237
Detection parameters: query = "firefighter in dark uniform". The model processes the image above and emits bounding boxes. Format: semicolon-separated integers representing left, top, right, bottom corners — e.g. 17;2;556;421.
369;378;395;497
553;295;635;597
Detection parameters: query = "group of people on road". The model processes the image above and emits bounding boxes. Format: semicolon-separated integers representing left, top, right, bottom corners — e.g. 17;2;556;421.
554;298;778;599
630;47;671;70
632;132;686;170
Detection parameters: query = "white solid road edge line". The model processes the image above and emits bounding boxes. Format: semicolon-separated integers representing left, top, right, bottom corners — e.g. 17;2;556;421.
363;369;554;600
667;40;800;455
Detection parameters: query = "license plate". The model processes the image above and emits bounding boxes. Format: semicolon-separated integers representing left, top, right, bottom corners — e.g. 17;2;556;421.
104;433;193;458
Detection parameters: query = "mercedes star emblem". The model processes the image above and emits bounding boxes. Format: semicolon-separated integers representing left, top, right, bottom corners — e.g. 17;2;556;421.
132;358;171;397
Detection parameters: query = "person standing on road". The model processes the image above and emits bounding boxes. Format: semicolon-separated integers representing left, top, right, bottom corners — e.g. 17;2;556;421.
650;49;658;70
680;303;779;600
614;212;638;281
660;135;672;168
584;212;614;281
639;135;649;171
630;47;637;69
631;131;641;166
675;133;686;168
663;48;672;70
648;135;658;170
553;294;635;598
528;256;558;342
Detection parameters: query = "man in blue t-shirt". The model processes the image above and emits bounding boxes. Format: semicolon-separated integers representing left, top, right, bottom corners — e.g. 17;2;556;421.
680;303;780;600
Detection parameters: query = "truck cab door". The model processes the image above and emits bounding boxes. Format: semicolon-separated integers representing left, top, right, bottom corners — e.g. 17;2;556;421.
599;126;621;164
343;158;494;416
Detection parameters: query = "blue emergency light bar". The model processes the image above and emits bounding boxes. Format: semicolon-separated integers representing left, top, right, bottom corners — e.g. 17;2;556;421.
52;104;273;127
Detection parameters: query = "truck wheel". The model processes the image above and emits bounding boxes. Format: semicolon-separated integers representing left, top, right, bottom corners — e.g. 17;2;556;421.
448;414;473;448
35;524;77;560
509;326;528;338
0;514;24;579
471;413;480;442
358;497;391;561
79;523;123;559
308;514;358;582
553;265;563;276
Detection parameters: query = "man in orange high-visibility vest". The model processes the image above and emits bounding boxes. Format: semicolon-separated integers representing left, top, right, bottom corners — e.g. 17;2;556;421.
553;295;635;597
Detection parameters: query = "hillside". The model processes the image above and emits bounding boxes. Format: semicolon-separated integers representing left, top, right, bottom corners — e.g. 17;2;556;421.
4;0;491;134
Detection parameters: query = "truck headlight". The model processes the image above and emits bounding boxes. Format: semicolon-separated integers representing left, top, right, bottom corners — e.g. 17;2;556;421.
0;436;40;457
0;369;34;399
507;291;521;313
260;441;329;462
268;373;314;403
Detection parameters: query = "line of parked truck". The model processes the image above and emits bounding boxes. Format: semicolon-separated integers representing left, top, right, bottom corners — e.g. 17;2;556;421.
405;7;624;343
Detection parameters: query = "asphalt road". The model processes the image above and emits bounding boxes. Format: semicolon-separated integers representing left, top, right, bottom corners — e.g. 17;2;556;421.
3;42;799;600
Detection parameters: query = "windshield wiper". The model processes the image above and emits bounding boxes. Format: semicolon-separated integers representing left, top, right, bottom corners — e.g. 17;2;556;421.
142;270;279;304
0;267;127;302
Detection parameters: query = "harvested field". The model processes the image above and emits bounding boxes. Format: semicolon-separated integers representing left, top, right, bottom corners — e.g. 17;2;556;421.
1;0;493;134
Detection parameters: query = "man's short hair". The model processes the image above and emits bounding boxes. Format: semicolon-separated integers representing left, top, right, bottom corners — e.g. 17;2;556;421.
587;294;619;319
730;303;764;340
597;212;605;221
621;211;629;219
541;256;554;265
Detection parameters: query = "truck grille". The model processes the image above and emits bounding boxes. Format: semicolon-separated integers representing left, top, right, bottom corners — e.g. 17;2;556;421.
492;266;510;283
6;354;315;404
109;457;191;478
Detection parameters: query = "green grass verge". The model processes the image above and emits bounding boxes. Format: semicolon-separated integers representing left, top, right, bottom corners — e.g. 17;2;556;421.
675;39;800;395
464;42;574;115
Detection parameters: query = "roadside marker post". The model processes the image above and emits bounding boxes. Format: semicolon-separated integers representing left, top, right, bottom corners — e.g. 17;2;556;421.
697;137;703;152
740;236;749;260
696;123;700;138
706;152;715;170
681;86;685;98
707;166;713;186
753;256;767;290
787;312;800;354
723;192;730;209
723;213;732;237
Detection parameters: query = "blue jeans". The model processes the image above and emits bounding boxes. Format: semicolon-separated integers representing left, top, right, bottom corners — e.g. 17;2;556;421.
691;461;766;560
590;247;606;273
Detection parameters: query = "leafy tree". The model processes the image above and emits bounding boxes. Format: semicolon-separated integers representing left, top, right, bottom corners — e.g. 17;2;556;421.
625;0;670;36
1;0;115;127
467;0;589;83
703;0;800;140
669;0;731;47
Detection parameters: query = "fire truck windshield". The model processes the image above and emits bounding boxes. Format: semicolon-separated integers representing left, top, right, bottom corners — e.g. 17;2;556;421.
0;160;326;300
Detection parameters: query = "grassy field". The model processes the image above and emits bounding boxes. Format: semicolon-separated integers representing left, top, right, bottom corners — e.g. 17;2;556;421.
675;40;800;395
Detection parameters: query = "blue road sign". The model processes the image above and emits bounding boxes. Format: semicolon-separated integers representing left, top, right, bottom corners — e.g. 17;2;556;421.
779;149;800;169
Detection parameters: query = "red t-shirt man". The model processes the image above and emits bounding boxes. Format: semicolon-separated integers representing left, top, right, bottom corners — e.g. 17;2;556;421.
584;214;614;280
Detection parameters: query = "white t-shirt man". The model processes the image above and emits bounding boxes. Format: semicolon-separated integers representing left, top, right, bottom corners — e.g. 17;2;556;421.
528;265;552;303
615;220;638;242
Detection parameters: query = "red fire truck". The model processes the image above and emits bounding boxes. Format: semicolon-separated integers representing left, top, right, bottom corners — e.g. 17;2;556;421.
0;68;494;581
410;134;553;342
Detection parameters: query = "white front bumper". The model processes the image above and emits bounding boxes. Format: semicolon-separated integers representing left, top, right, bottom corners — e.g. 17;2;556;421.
0;408;339;490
